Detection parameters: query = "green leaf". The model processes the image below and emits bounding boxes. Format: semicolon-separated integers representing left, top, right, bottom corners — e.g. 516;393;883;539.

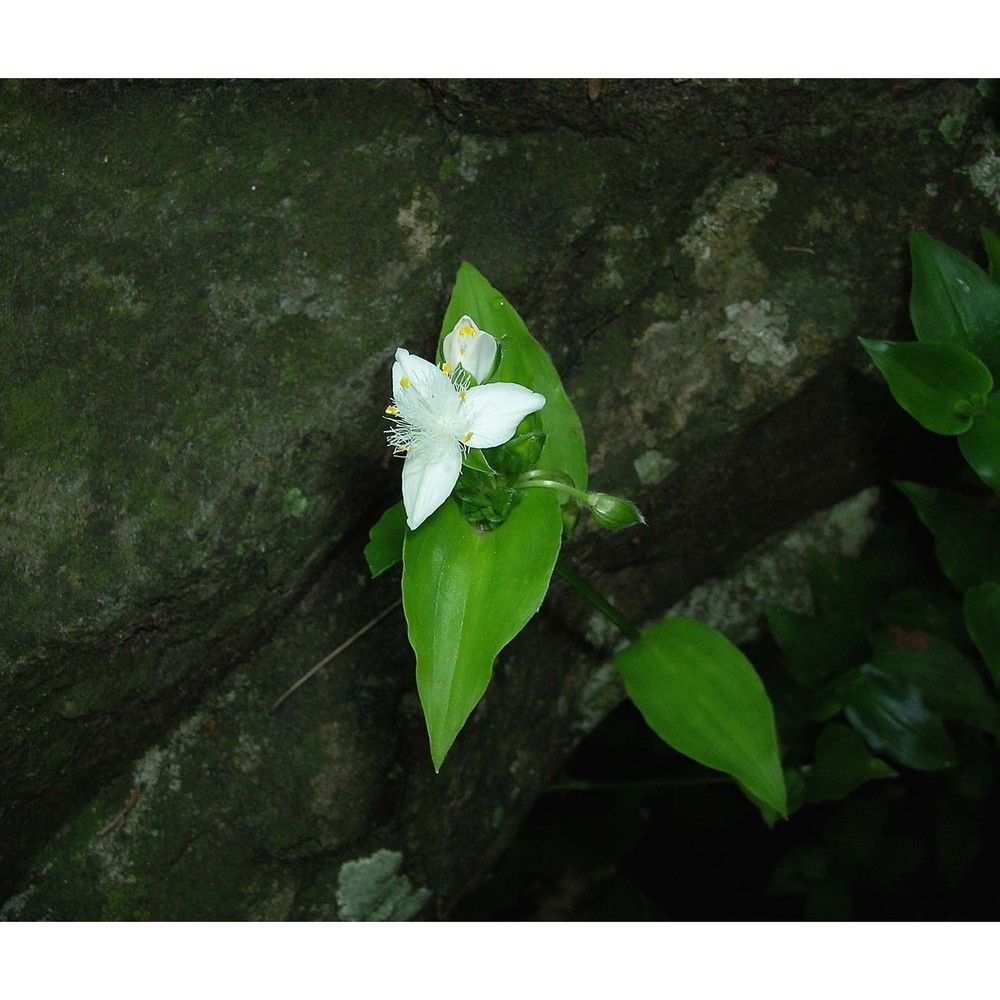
402;489;563;771
896;481;1000;591
959;391;1000;497
439;263;588;493
859;338;993;435
845;663;957;771
804;722;897;804
614;617;787;817
869;643;1000;737
981;226;1000;283
765;606;870;687
806;549;880;624
964;582;1000;685
364;502;406;578
908;230;1000;379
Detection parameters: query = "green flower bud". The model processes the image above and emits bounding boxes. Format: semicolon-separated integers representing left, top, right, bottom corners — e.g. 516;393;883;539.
588;492;646;530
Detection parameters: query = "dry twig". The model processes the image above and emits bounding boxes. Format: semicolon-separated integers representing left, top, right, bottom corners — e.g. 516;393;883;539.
96;783;144;838
270;597;402;712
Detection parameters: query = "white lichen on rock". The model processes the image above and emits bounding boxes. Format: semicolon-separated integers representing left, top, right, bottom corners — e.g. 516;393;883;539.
679;173;778;266
335;849;431;921
718;299;798;368
633;449;677;487
962;147;1000;214
453;135;507;183
397;186;444;258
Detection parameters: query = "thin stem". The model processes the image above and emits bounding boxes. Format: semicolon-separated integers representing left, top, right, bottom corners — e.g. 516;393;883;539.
555;560;640;642
514;470;592;507
271;597;402;712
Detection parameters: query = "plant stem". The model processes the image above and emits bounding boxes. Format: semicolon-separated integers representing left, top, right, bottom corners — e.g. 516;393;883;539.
555;560;641;642
515;472;592;507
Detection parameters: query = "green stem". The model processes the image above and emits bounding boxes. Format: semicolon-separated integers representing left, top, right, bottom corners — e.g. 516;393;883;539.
515;470;592;507
555;560;641;642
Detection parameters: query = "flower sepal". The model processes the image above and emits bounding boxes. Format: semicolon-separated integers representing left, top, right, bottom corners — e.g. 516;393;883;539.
483;427;546;479
452;468;522;530
461;447;496;475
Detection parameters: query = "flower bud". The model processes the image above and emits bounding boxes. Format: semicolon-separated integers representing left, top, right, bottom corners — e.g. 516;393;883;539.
588;492;646;530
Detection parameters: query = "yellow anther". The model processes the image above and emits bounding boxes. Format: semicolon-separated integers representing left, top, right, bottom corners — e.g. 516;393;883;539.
462;431;474;443
384;405;399;416
459;390;467;403
399;376;411;388
441;362;452;374
460;325;476;336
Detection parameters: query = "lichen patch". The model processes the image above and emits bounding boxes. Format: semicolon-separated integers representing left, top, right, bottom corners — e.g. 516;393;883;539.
718;299;798;368
335;849;431;921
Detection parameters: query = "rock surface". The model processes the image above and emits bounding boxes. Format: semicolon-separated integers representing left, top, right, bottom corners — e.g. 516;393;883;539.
1;78;996;918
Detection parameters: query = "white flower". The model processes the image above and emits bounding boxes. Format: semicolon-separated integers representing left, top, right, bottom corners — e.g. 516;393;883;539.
441;314;498;384
385;348;545;529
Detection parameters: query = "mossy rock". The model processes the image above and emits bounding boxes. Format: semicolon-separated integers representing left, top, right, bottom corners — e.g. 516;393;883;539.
1;78;996;914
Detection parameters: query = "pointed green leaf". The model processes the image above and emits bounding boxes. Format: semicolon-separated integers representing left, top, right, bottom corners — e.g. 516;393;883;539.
959;391;1000;497
402;490;562;770
364;502;406;578
845;663;957;771
908;230;1000;379
804;722;897;804
439;263;588;492
896;480;1000;591
859;337;992;435
614;617;787;817
964;581;1000;685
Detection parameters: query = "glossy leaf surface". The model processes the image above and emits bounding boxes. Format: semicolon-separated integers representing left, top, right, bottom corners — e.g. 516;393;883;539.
845;663;957;771
402;490;563;770
964;582;1000;686
438;263;588;492
869;643;1000;737
909;230;1000;379
615;617;787;817
959;392;1000;497
859;337;992;436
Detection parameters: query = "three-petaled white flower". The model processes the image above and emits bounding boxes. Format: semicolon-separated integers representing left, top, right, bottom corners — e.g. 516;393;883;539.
385;326;545;530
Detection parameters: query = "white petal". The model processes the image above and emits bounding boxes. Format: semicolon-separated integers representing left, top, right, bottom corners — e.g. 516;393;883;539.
461;334;498;383
463;383;546;448
401;441;463;529
442;316;498;383
393;347;450;395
